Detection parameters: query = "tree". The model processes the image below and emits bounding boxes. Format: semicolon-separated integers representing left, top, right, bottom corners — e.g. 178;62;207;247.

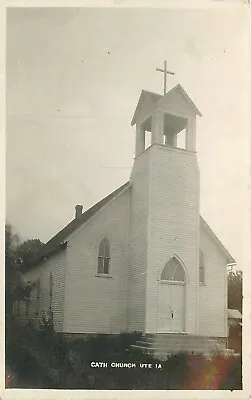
5;224;44;319
228;269;242;313
16;238;44;269
5;224;21;318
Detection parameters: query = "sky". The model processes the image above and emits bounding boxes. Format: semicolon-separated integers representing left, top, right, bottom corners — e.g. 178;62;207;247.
6;5;249;270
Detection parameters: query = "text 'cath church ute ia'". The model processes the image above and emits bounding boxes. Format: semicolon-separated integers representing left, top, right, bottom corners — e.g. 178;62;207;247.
19;63;236;356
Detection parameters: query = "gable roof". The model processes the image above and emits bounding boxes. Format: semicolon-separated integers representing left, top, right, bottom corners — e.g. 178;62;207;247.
131;84;202;126
25;181;235;271
24;181;130;270
200;216;236;264
131;89;162;126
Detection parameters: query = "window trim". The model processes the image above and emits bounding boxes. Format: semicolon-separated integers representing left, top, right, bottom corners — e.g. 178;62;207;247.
160;257;186;283
96;237;111;276
95;273;112;279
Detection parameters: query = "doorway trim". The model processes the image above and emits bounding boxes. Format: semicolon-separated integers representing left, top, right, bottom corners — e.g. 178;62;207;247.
157;255;187;333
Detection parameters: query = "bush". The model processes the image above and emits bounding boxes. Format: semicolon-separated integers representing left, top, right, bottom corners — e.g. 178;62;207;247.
6;317;242;390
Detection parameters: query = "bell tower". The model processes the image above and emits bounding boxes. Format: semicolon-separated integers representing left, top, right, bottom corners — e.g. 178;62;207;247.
132;83;200;158
127;82;202;335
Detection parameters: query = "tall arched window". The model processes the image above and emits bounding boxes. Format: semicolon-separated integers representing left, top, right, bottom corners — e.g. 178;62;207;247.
161;257;185;282
97;238;110;275
199;250;205;284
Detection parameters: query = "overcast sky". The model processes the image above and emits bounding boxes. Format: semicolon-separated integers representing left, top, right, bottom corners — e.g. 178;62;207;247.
6;6;249;269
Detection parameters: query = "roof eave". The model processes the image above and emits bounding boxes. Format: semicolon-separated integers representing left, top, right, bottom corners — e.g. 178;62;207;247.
131;90;145;126
200;216;236;264
131;89;163;126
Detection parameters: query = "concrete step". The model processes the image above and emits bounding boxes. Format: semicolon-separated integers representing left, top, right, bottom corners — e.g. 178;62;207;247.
150;342;219;349
145;337;216;344
131;334;228;358
132;346;235;360
131;345;154;353
145;336;217;343
132;344;220;354
139;338;220;348
138;341;217;349
154;345;218;352
153;344;218;351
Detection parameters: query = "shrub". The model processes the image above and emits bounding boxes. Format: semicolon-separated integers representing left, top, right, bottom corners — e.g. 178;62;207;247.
6;318;242;390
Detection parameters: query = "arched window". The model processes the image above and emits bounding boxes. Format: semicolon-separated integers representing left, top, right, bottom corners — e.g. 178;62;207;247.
199;250;205;284
161;257;185;282
49;273;53;309
97;238;110;275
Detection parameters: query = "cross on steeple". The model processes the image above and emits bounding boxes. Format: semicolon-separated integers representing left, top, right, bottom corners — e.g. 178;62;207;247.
156;60;175;95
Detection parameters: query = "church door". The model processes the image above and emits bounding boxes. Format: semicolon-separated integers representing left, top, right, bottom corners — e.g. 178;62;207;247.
157;257;186;333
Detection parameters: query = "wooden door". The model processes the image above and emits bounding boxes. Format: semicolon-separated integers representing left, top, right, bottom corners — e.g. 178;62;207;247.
157;283;185;332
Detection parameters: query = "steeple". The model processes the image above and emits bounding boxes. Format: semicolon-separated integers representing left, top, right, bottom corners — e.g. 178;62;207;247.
129;82;202;335
131;84;202;158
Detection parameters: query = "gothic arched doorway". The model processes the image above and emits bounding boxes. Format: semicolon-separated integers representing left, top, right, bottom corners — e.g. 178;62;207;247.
157;257;186;333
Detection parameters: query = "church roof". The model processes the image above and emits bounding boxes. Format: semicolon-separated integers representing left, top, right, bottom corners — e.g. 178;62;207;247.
24;181;130;270
25;181;235;270
200;216;236;264
131;84;202;126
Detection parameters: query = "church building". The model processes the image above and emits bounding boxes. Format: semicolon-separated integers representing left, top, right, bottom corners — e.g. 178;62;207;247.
20;82;235;354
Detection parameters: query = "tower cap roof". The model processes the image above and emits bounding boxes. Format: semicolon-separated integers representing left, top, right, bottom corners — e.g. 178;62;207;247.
131;84;202;126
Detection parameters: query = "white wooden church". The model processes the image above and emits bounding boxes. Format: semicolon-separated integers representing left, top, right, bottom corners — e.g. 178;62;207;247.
20;79;235;354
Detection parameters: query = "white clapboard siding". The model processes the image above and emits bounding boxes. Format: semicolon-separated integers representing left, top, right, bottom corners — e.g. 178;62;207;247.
21;250;66;331
128;149;151;332
146;145;199;334
63;188;130;334
198;222;228;337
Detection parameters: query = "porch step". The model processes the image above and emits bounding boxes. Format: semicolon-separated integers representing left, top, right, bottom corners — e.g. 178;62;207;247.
131;333;229;359
135;339;222;348
131;345;154;353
